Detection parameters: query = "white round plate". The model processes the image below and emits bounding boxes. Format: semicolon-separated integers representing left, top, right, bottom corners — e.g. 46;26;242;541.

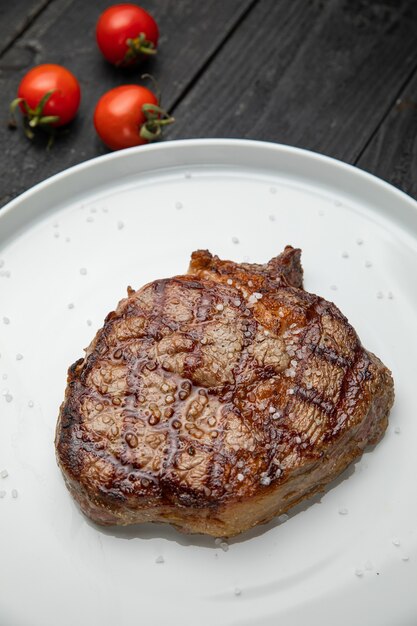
0;140;415;626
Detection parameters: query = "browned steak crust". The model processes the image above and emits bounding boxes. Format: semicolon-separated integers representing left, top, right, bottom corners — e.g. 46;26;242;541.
55;246;394;536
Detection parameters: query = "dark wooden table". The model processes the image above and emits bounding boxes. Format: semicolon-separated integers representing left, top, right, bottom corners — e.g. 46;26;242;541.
1;0;417;208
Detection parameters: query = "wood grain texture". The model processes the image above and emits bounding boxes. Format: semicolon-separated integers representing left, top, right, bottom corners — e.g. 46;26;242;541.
0;0;51;56
0;0;255;207
168;0;417;165
356;77;417;200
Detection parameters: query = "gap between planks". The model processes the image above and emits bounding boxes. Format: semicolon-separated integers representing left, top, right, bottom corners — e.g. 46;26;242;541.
0;0;54;60
169;0;259;115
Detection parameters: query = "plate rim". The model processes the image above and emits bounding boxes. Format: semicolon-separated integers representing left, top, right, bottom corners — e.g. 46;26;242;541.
1;138;417;220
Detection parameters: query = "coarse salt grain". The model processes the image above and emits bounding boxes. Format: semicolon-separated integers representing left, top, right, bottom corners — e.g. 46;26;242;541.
232;236;239;244
16;354;23;361
11;489;18;498
5;394;13;403
175;201;183;210
269;214;276;221
295;436;302;444
237;473;244;482
1;469;8;478
278;514;288;523
365;260;372;268
394;426;401;434
248;280;253;287
28;400;34;408
234;587;242;596
155;555;164;564
3;317;10;324
342;251;349;258
392;538;400;547
356;238;363;245
388;292;394;300
80;268;87;275
402;556;410;562
260;476;271;486
214;538;223;546
220;542;229;552
54;232;60;238
269;406;276;413
68;303;74;310
376;291;383;299
117;221;124;230
338;507;348;515
355;569;363;577
234;299;241;306
272;411;282;420
254;292;262;300
227;278;233;285
216;303;224;311
87;319;92;326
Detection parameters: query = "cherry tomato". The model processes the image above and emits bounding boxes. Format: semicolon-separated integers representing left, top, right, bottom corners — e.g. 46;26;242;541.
14;64;81;128
96;4;159;66
94;84;174;151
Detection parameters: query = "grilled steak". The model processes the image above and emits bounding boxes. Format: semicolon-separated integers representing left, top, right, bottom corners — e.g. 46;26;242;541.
55;246;394;536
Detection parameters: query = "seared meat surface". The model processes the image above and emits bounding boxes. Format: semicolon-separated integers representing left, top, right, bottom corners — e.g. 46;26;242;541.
55;246;394;536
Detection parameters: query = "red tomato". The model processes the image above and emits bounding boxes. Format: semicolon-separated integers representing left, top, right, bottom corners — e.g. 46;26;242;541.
94;85;173;151
16;64;81;127
96;4;159;66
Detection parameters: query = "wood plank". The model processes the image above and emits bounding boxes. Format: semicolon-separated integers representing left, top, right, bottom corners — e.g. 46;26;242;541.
355;73;417;199
0;0;255;207
168;0;417;166
0;0;51;57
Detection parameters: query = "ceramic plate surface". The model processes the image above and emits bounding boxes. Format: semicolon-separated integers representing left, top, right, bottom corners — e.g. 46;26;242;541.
0;140;416;626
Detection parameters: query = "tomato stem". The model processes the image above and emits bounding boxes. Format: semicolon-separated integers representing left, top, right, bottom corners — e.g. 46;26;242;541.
140;102;174;141
122;32;157;66
141;74;161;105
9;90;61;143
